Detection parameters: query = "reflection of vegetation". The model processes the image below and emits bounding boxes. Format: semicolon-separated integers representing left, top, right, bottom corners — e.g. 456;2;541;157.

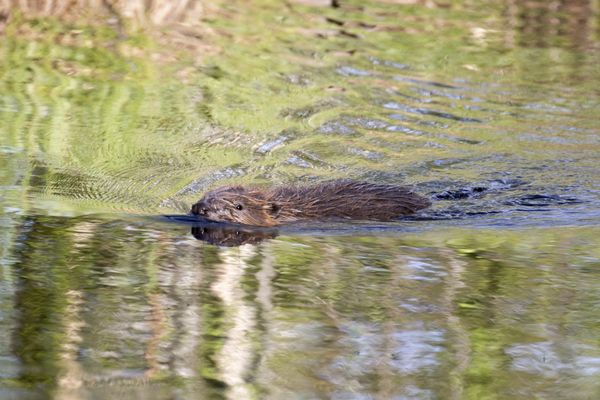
11;216;71;394
0;14;246;213
1;1;600;398
2;214;600;397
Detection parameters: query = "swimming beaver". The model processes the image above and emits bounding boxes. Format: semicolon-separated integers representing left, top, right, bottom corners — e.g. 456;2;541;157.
190;180;431;227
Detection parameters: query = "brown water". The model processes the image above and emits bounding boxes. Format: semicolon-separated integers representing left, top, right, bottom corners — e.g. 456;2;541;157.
1;0;600;399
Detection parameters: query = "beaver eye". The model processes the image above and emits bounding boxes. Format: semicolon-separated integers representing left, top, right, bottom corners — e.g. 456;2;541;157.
235;204;243;211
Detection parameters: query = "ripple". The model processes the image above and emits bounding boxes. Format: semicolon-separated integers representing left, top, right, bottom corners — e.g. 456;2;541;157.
255;135;289;154
383;102;483;123
390;330;445;373
504;194;584;207
506;342;600;378
317;120;357;135
393;75;458;89
336;66;372;77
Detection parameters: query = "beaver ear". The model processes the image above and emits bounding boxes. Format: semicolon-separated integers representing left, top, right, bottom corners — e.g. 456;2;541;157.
264;202;281;217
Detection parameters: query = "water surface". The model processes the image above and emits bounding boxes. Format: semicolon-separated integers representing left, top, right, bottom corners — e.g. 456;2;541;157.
1;0;599;398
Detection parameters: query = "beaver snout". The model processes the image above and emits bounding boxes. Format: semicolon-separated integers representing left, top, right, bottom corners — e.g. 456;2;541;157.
191;202;209;216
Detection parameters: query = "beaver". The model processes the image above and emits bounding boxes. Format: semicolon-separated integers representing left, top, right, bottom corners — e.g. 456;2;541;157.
190;180;430;227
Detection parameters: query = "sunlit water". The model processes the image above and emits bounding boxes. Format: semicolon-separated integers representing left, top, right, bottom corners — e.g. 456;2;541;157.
1;0;600;398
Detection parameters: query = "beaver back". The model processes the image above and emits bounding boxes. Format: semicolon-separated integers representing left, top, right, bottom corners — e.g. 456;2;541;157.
269;180;430;222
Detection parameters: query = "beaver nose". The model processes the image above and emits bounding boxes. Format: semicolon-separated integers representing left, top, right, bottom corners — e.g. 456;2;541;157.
191;202;209;216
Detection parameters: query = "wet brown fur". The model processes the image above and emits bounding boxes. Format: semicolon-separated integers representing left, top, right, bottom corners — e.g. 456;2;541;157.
191;180;431;227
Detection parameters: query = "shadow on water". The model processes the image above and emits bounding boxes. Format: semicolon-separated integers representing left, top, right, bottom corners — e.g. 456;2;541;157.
164;214;279;246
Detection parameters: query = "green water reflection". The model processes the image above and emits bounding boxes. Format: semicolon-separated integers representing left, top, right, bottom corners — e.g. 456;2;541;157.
1;0;600;398
2;215;600;398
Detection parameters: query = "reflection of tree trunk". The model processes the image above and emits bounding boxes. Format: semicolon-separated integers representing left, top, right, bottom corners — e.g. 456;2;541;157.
256;242;275;316
143;292;163;380
380;256;410;399
54;221;97;399
592;0;600;42
212;244;258;399
387;249;470;399
439;249;470;400
504;0;593;48
252;241;279;392
0;0;204;26
167;246;203;383
56;290;87;400
505;0;518;48
559;0;591;49
10;217;77;393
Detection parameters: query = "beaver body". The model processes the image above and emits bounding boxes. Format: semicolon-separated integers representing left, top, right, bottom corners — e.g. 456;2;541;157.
190;180;430;227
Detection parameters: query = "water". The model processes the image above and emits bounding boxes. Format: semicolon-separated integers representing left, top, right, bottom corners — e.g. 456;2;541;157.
1;0;600;398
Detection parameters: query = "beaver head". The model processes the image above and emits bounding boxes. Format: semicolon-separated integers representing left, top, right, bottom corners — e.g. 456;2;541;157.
190;186;282;226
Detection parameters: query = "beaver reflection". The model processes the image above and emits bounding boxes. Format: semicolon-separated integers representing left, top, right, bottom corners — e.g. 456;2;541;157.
191;225;277;247
191;180;430;227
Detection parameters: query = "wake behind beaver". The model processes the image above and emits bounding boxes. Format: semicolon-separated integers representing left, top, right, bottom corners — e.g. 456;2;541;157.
190;180;431;227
